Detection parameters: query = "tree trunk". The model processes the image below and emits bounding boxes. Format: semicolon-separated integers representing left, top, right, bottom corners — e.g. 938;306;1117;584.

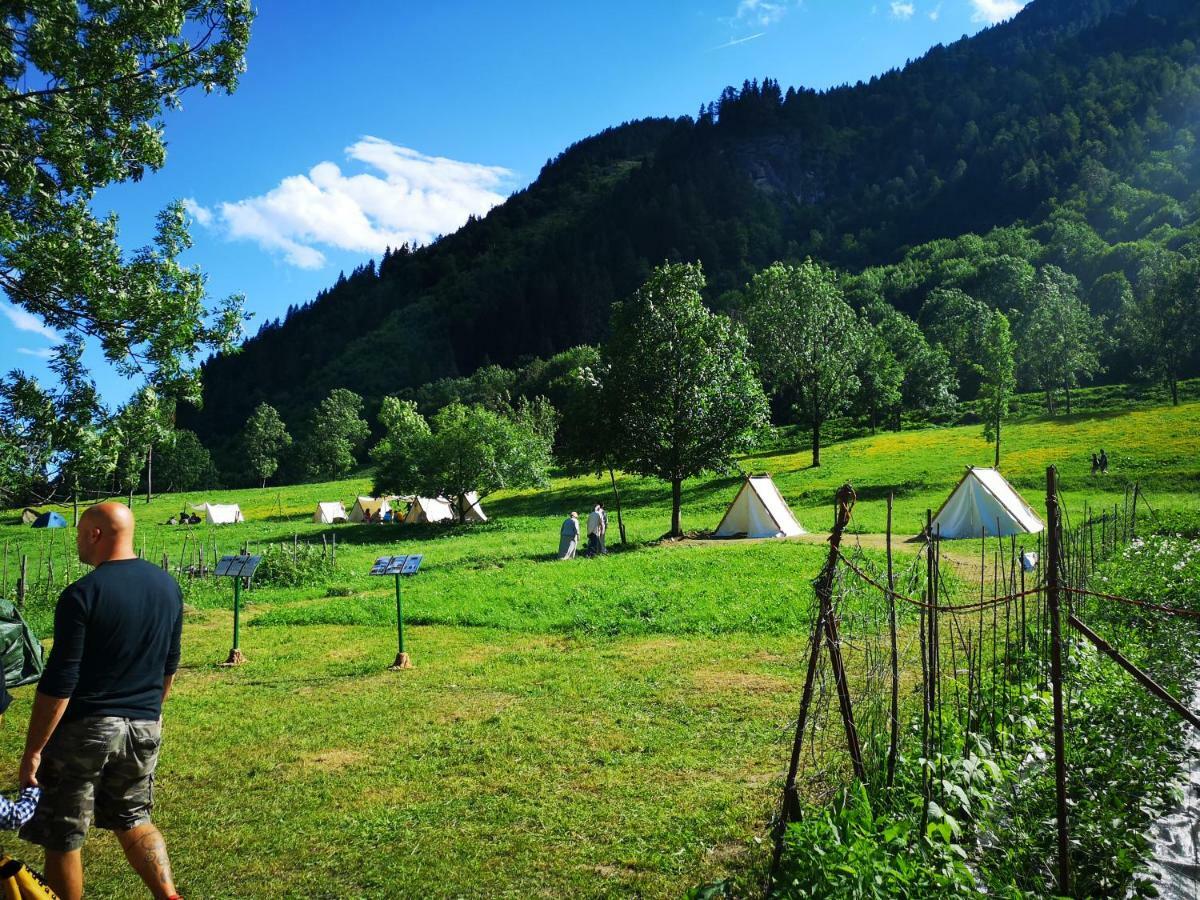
1064;385;1072;415
670;478;682;537
1170;375;1179;406
811;421;822;467
994;414;1001;469
261;477;267;489
72;489;78;527
145;446;153;504
608;467;627;545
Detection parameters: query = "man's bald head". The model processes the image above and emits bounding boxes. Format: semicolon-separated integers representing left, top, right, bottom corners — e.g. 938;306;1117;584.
77;502;137;566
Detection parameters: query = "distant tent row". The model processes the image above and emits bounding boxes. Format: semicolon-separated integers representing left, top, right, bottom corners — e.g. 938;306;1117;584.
317;493;488;525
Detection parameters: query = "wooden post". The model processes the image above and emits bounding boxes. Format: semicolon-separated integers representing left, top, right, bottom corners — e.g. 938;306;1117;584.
16;555;27;607
886;493;899;787
771;483;857;884
161;553;169;572
1046;466;1071;896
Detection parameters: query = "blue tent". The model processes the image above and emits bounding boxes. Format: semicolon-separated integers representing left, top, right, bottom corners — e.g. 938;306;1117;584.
31;511;67;529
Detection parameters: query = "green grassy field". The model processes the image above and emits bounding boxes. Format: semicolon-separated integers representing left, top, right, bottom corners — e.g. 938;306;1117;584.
0;397;1197;897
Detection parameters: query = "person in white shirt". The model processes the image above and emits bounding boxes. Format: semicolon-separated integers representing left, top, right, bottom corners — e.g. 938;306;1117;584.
585;505;604;557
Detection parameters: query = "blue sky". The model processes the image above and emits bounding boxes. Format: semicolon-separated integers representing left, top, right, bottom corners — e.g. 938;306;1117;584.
3;0;1027;404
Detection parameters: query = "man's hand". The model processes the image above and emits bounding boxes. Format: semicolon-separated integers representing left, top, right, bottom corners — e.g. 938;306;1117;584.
20;750;40;789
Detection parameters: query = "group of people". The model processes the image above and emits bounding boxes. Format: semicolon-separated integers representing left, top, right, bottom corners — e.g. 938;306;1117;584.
557;504;608;559
165;510;201;526
1090;449;1110;475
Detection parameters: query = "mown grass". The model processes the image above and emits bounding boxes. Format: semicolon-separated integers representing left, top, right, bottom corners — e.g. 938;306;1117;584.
0;394;1194;897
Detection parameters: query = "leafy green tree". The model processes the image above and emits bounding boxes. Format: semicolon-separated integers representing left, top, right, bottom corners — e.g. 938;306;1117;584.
408;402;553;520
113;387;172;505
156;430;217;492
3;2;253;397
300;390;369;483
370;398;432;497
606;262;768;536
1120;256;1200;406
744;261;861;466
920;288;992;399
863;301;957;428
978;311;1016;468
242;402;292;487
853;318;904;433
0;373;56;506
1017;266;1103;414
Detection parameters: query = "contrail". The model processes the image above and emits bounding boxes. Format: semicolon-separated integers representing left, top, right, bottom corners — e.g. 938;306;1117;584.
710;31;766;51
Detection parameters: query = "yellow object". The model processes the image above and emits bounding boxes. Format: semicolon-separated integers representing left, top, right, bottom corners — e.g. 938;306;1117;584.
0;856;57;898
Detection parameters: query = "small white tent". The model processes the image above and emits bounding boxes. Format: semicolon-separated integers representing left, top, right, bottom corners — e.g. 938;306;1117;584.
454;492;488;523
194;503;244;525
929;467;1044;539
404;496;455;524
349;496;393;523
714;475;805;539
313;501;348;524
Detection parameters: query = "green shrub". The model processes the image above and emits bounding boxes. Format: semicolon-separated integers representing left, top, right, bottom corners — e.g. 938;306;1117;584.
253;542;337;588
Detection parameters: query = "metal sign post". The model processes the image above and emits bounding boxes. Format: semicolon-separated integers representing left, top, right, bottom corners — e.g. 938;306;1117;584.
369;554;423;670
214;554;262;665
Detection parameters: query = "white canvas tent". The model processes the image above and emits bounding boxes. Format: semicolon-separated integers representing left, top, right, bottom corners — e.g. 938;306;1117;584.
455;491;487;523
929;467;1044;539
192;503;244;525
714;475;805;539
349;496;394;523
313;501;348;524
404;496;455;524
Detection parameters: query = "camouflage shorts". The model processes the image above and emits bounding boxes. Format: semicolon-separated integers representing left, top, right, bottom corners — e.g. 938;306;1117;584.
20;716;162;852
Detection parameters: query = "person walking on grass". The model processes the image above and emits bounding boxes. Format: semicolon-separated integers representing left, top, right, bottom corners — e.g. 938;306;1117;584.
20;502;184;900
558;512;580;559
585;504;607;557
1099;448;1109;474
597;503;609;555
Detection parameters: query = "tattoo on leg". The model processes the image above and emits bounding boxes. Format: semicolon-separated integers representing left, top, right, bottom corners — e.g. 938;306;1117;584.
132;831;174;886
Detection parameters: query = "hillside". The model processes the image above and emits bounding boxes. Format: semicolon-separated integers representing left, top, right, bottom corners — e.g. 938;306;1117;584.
182;0;1200;447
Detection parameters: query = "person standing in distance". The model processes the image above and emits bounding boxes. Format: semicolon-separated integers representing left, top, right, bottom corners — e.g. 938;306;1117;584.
20;502;184;900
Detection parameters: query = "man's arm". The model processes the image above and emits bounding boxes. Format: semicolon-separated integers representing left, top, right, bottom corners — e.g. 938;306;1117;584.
161;673;175;706
20;692;69;788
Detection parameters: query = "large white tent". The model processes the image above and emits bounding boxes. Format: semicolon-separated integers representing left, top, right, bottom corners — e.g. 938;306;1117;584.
929;467;1044;539
404;496;455;524
714;475;805;539
192;503;244;525
313;501;348;524
349;496;394;523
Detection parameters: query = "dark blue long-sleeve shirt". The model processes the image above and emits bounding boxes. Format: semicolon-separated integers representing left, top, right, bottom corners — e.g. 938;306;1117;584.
39;558;182;721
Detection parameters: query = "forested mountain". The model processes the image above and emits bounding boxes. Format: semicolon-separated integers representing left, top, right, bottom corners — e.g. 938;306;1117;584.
182;0;1200;449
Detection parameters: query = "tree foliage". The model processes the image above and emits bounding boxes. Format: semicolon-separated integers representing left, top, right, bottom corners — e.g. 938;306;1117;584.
2;1;253;398
744;261;862;465
300;390;370;482
1121;255;1200;406
370;397;431;498
978;311;1016;468
242;402;292;488
1017;266;1104;414
605;262;768;536
155;429;217;492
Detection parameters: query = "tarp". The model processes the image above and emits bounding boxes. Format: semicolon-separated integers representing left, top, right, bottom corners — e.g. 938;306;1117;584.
349;496;393;523
19;509;39;526
193;503;244;525
929;467;1044;539
404;496;455;524
714;475;805;538
0;599;44;689
31;512;66;529
313;501;348;524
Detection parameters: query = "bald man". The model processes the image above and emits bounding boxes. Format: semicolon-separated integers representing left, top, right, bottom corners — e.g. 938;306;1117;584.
19;503;183;900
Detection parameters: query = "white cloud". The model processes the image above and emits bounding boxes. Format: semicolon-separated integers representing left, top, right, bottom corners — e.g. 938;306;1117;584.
891;1;915;19
0;301;59;341
969;0;1027;24
929;2;943;20
736;0;792;27
17;347;53;359
182;197;213;227
191;137;513;269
